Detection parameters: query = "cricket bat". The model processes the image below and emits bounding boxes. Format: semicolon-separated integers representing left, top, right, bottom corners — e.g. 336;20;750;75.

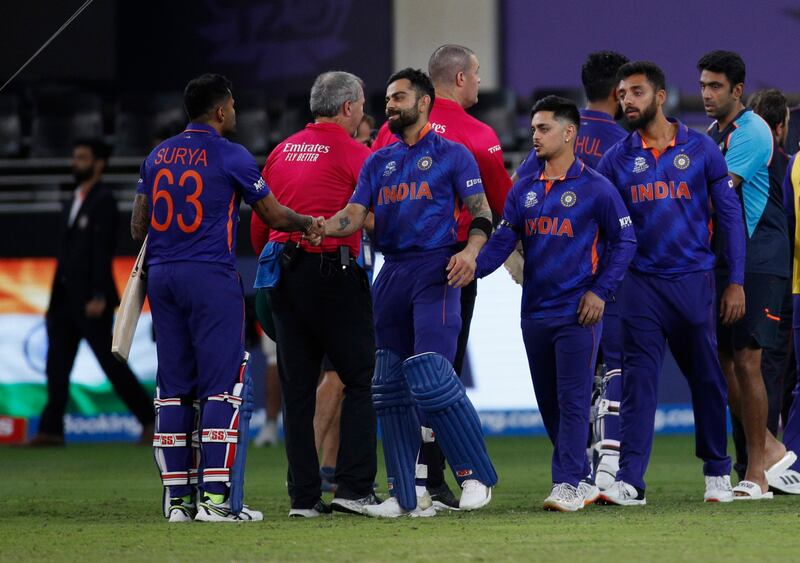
112;237;147;362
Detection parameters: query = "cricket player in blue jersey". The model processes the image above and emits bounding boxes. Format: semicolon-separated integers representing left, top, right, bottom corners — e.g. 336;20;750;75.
317;68;498;517
595;61;747;505
131;74;323;522
513;52;631;488
699;51;795;499
475;96;636;511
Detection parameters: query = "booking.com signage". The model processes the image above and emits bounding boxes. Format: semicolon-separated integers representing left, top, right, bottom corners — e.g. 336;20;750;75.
0;256;696;443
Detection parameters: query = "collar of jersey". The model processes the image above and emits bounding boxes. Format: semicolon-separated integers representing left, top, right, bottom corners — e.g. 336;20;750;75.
537;158;585;182
580;108;615;123
307;121;351;136
184;122;219;136
631;118;688;150
433;97;464;115
710;107;749;137
393;122;433;146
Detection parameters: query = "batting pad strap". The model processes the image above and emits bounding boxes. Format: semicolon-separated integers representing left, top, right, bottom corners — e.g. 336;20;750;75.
201;428;239;443
160;470;190;486
421;426;435;443
202;467;231;483
153;433;188;447
207;393;243;408
597;399;620;417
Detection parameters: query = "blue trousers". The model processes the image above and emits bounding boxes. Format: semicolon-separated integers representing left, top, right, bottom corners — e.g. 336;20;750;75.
783;295;800;471
522;315;600;486
617;270;731;490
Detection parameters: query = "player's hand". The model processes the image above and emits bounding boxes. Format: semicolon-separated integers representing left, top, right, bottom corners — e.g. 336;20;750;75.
85;297;106;319
304;216;325;246
503;249;524;285
446;248;477;288
720;283;745;325
577;290;604;327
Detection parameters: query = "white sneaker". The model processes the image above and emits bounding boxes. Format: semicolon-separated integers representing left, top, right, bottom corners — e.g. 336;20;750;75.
195;496;263;522
459;479;492;511
166;497;196;523
595;451;619;491
767;468;800;495
599;480;646;506
253;420;279;447
543;483;582;512
362;496;436;518
704;475;734;503
288;500;332;518
578;480;600;506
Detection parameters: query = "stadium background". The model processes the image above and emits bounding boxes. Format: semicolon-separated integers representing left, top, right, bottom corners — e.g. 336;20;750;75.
1;0;798;443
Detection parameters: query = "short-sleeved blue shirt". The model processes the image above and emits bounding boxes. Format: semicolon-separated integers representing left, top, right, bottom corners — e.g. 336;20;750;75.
350;125;484;255
708;108;789;277
138;123;269;267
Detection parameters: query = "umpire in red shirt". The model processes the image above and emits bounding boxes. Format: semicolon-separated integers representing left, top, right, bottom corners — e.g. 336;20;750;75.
260;71;378;517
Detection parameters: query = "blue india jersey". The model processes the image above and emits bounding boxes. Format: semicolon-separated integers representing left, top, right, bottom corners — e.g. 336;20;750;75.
350;124;484;255
137;123;269;267
597;119;746;283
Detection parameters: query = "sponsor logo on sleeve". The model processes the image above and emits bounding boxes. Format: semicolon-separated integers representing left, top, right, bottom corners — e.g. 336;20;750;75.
253;177;266;192
488;144;502;154
619;216;633;228
466;178;482;188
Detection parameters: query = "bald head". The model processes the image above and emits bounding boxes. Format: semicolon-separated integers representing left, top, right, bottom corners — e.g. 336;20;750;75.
428;44;475;86
428;44;480;108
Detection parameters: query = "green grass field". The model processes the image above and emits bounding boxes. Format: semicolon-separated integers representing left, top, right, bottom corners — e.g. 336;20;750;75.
1;436;798;562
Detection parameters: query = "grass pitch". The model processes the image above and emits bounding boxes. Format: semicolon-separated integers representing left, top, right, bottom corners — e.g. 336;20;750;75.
1;436;798;562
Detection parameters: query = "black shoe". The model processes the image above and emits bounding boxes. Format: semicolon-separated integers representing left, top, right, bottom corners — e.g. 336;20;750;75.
288;499;332;518
331;492;383;515
428;483;460;511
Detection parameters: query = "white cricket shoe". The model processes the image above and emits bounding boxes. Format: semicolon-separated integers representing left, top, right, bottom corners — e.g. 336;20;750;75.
704;475;734;503
459;479;492;511
599;480;646;506
195;496;263;522
166;497;196;523
595;451;620;491
288;500;332;518
362;496;436;518
253;420;279;447
543;483;583;512
578;480;600;506
768;468;800;495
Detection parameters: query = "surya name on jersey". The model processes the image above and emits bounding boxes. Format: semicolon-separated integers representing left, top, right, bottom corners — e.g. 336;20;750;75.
282;141;331;162
153;146;208;167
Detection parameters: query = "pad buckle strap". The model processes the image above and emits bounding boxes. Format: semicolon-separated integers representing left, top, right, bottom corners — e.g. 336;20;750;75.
161;470;189;486
597;399;620;417
207;393;243;408
154;398;183;408
202;467;230;483
152;433;188;447
201;428;239;443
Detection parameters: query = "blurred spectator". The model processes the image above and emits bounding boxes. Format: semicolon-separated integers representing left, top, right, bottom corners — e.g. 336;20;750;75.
355;114;376;147
29;139;155;446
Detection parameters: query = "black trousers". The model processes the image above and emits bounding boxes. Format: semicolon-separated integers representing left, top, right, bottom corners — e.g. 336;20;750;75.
39;305;154;436
271;250;377;508
425;276;478;489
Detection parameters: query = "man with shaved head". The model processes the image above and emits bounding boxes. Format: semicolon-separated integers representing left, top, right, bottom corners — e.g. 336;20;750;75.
372;45;512;510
